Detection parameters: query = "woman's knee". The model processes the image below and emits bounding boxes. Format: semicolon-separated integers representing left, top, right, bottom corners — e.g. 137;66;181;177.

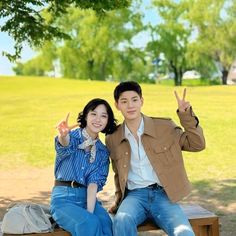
73;215;102;235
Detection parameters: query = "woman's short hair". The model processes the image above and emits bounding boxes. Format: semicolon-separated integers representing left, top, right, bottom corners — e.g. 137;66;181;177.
77;98;117;135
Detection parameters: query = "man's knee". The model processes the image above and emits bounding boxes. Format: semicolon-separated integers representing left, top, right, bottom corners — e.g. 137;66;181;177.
173;224;195;236
114;212;136;226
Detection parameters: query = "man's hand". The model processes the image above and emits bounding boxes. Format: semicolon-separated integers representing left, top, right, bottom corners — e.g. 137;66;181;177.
174;88;190;112
108;204;118;214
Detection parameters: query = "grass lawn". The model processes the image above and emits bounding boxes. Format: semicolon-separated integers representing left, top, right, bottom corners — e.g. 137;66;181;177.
0;76;235;234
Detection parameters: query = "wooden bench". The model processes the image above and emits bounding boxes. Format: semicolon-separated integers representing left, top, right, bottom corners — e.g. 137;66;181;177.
3;204;219;236
137;204;219;236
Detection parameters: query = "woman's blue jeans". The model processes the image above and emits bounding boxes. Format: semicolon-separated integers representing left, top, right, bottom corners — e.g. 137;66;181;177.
50;186;113;236
113;186;194;236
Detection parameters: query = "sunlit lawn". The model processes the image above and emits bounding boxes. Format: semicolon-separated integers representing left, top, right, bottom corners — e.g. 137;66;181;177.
0;76;236;183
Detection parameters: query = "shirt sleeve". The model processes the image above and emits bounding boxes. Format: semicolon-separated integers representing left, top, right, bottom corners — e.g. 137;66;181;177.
86;150;110;191
55;131;78;160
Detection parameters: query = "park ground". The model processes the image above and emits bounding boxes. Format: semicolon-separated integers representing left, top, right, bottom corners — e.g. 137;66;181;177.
0;166;235;236
0;77;236;235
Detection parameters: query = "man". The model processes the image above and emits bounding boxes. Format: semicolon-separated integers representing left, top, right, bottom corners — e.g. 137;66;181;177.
105;81;205;236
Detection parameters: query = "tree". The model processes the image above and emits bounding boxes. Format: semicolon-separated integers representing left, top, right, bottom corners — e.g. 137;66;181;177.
146;0;191;85
56;7;141;80
0;0;131;61
186;0;236;84
14;5;149;81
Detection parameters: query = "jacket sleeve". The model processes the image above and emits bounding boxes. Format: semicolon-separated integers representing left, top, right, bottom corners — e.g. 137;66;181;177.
176;107;205;152
105;136;122;210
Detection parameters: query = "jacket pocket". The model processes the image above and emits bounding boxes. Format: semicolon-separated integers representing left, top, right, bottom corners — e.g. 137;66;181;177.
153;140;181;167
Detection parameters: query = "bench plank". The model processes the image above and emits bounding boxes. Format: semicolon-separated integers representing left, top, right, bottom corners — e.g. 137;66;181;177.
3;204;219;236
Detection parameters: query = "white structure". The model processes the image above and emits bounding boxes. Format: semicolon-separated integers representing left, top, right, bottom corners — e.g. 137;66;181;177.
227;60;236;85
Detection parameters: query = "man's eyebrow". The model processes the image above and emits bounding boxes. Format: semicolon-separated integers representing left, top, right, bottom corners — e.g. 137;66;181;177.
120;95;139;100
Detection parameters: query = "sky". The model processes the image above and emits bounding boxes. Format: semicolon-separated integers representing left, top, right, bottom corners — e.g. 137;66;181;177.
0;1;158;76
0;33;35;75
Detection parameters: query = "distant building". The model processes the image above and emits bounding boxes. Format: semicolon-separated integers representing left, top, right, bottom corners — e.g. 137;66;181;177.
227;60;236;85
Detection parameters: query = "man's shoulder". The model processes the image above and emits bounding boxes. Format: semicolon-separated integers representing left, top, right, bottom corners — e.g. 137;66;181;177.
150;116;172;121
106;125;122;140
147;116;173;125
143;115;177;130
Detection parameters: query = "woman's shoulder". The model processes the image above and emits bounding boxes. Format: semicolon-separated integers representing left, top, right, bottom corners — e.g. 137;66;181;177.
70;128;83;140
96;139;109;153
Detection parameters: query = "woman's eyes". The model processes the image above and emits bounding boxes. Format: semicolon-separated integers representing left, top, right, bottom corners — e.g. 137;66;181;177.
89;112;107;118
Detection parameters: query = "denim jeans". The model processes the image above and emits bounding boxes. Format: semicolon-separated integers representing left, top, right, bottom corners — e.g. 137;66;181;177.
50;186;113;236
113;186;194;236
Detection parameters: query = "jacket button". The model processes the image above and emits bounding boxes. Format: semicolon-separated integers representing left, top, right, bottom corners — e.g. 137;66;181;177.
125;152;128;155
164;147;167;150
123;165;127;168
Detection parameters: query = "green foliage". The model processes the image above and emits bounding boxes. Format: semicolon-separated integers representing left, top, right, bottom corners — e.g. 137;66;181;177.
5;0;236;85
147;0;191;85
0;0;131;60
185;0;236;84
15;6;150;82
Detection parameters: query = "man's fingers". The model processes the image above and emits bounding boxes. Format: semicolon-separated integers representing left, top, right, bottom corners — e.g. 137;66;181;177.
174;90;180;102
182;88;187;100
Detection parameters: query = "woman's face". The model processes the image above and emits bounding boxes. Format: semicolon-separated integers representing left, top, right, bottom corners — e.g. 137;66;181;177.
85;104;108;138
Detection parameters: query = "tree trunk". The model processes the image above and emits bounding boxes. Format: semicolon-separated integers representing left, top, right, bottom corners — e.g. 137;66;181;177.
87;59;94;80
100;61;107;80
222;69;228;85
170;60;182;86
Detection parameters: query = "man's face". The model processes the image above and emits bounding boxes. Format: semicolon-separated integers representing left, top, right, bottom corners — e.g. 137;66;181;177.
115;91;143;121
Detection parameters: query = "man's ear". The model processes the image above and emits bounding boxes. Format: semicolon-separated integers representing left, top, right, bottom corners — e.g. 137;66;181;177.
141;97;144;106
115;102;119;110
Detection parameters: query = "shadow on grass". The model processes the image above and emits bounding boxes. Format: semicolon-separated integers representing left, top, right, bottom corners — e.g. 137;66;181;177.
182;178;236;236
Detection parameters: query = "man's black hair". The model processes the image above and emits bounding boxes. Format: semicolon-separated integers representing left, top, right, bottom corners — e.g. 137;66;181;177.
114;81;142;102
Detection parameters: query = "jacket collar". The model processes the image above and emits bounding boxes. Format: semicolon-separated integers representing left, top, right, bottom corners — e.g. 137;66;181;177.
116;114;157;143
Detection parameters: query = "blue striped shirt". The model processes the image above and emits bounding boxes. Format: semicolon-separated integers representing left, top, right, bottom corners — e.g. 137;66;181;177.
54;128;110;191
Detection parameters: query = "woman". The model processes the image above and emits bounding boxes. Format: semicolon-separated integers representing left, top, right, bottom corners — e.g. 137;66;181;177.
50;98;117;236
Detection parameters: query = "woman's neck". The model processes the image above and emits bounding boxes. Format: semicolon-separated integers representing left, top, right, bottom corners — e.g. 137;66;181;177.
85;127;98;140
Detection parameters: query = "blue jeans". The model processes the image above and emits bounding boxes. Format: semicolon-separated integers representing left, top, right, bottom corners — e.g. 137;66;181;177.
50;186;113;236
113;186;194;236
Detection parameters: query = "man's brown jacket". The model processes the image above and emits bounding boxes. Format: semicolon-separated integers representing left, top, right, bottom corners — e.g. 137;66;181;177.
105;108;205;211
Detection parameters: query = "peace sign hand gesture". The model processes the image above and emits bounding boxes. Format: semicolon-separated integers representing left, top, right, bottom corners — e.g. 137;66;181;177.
174;88;190;112
56;113;79;137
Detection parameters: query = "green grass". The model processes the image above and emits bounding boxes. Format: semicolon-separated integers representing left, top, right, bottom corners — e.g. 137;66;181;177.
1;75;235;234
0;76;236;184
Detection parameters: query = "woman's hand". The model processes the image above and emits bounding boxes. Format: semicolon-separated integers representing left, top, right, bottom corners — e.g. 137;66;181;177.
57;113;79;137
56;113;79;146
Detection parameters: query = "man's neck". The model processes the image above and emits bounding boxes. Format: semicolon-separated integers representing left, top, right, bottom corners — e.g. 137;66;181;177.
125;114;142;135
